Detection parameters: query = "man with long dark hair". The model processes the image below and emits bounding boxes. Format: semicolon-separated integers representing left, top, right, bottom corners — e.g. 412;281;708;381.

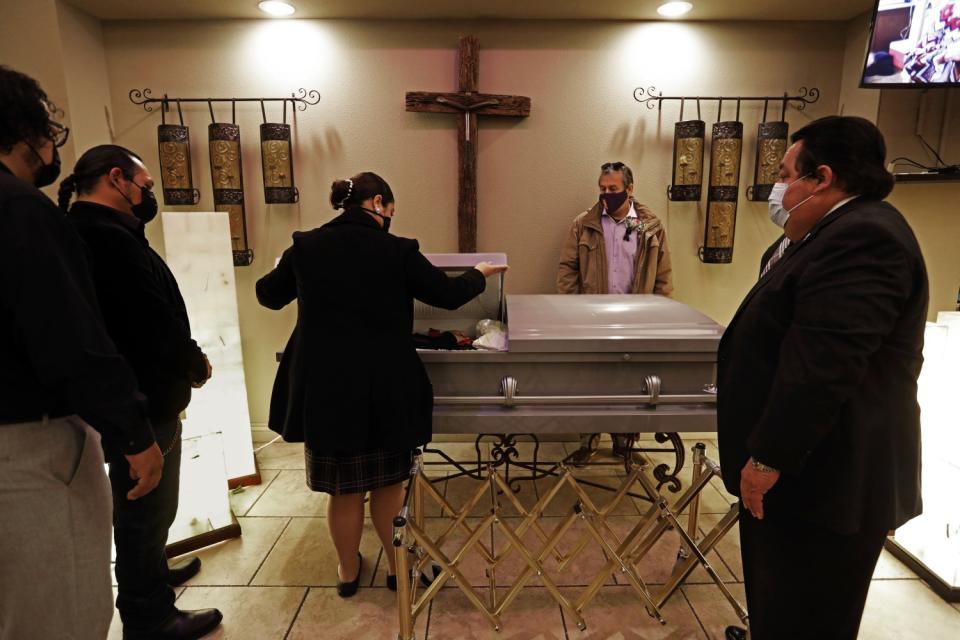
61;145;222;640
718;116;927;640
0;66;163;640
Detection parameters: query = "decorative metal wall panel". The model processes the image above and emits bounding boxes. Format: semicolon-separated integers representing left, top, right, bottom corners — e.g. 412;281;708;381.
702;122;743;264
748;121;789;201
157;124;200;205
260;123;299;204
668;120;705;201
208;123;252;266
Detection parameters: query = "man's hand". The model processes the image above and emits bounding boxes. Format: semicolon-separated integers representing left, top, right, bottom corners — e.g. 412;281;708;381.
191;354;213;389
124;443;164;500
740;458;781;520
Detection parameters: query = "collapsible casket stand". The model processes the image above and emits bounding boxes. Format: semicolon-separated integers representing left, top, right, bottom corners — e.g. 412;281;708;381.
392;442;748;638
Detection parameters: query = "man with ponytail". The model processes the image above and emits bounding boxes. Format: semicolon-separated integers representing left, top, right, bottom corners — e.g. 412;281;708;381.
0;67;163;640
62;145;222;640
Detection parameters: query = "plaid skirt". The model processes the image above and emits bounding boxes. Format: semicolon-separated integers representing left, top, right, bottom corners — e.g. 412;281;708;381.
305;446;414;495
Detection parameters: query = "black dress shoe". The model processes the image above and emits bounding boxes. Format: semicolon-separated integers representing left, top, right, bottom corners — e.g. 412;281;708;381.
725;625;748;640
123;608;223;640
386;562;442;591
167;557;202;587
337;553;363;598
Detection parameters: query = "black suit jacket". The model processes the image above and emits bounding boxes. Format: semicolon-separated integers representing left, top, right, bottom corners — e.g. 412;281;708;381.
717;198;928;534
256;207;486;455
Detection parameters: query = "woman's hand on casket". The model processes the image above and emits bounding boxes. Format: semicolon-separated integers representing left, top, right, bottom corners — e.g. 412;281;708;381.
474;262;509;278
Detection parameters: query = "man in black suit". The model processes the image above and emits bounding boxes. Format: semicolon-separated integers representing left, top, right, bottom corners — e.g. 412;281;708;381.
717;116;927;640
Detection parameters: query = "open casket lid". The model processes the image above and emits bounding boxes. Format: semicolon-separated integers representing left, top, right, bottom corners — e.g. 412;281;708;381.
506;294;724;353
414;253;507;336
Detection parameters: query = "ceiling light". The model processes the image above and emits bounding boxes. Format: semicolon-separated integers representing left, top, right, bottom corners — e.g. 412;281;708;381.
657;2;693;18
258;1;296;17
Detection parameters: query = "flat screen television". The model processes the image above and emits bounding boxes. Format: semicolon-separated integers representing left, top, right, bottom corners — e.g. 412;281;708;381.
861;0;960;87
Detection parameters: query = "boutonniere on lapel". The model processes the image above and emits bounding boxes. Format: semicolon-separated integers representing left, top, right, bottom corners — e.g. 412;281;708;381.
623;217;645;241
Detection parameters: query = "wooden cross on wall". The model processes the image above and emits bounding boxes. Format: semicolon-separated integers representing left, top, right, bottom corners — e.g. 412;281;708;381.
406;36;531;253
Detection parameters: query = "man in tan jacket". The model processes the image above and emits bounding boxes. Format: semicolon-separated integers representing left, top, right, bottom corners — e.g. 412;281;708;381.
557;161;673;463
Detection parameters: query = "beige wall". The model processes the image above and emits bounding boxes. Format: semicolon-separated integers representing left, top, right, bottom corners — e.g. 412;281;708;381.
838;12;880;120
0;0;78;190
879;89;960;316
95;18;847;427
56;0;114;152
835;12;960;319
0;0;113;196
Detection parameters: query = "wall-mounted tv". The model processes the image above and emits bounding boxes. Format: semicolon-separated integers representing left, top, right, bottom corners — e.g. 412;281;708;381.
861;0;960;87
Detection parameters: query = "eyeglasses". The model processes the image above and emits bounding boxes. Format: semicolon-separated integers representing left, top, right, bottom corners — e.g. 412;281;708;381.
48;121;70;148
601;162;626;171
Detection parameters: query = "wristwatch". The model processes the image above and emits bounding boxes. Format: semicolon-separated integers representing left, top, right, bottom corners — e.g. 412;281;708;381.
751;458;779;473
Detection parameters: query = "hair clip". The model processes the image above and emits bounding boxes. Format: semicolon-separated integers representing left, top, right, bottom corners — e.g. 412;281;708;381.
338;178;354;208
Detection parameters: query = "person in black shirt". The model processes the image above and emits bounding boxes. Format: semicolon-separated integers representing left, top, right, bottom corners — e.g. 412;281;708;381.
60;144;222;640
257;172;507;597
0;66;163;640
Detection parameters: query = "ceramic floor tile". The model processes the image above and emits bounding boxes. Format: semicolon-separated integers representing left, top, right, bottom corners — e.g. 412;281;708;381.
287;586;427;640
252;517;383;587
871;547;920;580
170;517;289;586
681;583;749;640
246;469;328;518
422;441;491;474
442;475;507;518
605;515;737;586
440;473;545;519
175;585;306;640
422;516;497;589
253;441;306;470
491;516;619;589
416;472;450;518
562;585;708;639
536;476;640;517
229;469;280;517
635;475;733;517
694;512;742;582
859;579;960;639
427;586;566;640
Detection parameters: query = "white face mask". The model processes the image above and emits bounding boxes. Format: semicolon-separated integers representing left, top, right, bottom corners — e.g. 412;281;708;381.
767;174;813;228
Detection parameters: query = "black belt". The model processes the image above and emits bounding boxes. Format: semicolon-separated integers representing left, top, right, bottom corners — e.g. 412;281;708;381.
0;411;73;426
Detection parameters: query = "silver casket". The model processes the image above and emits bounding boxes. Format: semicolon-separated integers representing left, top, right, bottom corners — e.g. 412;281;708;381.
416;254;723;437
393;256;744;639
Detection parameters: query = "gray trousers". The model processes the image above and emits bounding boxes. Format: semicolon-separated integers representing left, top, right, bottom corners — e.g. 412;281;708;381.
0;416;114;640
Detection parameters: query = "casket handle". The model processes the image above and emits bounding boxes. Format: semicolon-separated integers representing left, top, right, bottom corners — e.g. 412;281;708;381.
500;376;518;407
644;375;661;406
443;372;717;409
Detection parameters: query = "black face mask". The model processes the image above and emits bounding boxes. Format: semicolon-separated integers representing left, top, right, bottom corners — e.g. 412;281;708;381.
361;207;392;233
114;178;158;224
28;145;61;188
132;186;158;224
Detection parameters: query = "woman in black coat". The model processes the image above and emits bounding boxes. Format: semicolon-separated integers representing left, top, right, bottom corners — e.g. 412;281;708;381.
256;172;507;597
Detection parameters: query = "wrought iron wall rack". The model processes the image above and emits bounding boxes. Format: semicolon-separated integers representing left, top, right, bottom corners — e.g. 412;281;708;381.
633;86;820;114
128;88;321;118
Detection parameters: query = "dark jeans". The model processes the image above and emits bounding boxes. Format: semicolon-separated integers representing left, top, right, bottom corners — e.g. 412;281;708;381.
739;504;886;640
109;418;181;631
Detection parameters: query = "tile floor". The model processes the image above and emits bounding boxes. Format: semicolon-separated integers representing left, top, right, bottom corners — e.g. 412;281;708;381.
106;437;960;640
